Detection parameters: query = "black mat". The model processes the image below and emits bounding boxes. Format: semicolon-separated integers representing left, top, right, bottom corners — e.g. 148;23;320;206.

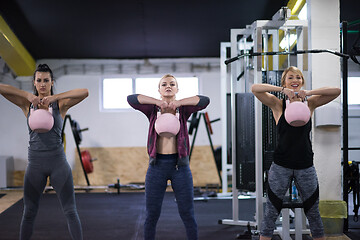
1;192;359;240
0;192;254;240
0;194;5;199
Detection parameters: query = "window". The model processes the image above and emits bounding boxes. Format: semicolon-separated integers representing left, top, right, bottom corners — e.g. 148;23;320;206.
135;77;199;99
175;77;199;100
102;78;133;109
101;76;199;110
135;78;160;99
349;77;360;105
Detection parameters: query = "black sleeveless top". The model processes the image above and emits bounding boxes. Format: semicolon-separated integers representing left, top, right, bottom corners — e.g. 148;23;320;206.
273;98;314;169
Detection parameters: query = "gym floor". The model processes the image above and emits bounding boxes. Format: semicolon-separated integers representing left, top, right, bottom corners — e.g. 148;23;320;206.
0;188;359;240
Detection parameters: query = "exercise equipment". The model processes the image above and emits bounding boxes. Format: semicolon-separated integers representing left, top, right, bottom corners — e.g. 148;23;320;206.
108;178;145;194
345;160;360;222
284;99;310;127
109;178;121;194
236;222;259;239
220;7;350;236
81;150;97;174
188;112;221;184
28;105;54;133
188;112;199;135
341;20;360;231
204;112;213;134
61;115;91;186
225;49;349;65
155;111;180;137
71;120;88;145
278;195;306;240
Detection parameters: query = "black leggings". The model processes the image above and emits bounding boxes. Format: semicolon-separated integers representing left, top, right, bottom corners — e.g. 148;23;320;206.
20;148;82;240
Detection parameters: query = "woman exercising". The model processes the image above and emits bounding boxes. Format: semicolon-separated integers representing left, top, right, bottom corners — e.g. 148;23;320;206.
0;64;88;240
251;66;341;240
127;74;210;240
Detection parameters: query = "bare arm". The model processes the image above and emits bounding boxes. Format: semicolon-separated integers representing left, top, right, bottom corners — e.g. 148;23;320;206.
0;83;39;116
251;84;283;117
42;89;89;118
306;87;341;111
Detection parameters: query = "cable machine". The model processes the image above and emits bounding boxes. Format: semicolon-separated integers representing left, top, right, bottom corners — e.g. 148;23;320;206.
219;7;349;236
220;8;311;231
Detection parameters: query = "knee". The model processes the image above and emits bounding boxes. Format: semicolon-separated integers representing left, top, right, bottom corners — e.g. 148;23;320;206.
146;208;161;220
178;207;194;220
63;208;79;221
23;207;38;221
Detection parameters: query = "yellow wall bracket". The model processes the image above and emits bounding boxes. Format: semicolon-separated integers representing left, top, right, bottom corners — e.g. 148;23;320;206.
0;15;35;76
288;0;306;17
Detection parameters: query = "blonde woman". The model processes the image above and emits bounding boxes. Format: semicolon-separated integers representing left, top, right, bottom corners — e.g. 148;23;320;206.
251;66;340;240
127;74;209;240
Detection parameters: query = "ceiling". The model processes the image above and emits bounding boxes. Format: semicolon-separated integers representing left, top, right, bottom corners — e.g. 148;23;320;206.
0;0;359;61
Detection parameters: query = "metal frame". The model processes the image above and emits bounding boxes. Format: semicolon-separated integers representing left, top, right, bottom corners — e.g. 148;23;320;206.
220;42;231;194
220;9;314;234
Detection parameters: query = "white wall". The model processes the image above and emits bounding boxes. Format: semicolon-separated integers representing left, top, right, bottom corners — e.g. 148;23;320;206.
0;96;29;170
0;58;222;170
308;0;343;200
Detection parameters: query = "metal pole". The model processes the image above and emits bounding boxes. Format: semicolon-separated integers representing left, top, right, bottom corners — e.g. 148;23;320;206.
341;20;349;232
189;116;200;160
220;42;231;194
202;113;222;184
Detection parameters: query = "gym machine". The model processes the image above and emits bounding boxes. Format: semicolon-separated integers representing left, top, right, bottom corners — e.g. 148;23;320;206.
188;112;221;182
219;6;350;238
219;8;312;233
341;19;360;232
188;112;222;199
61;115;94;186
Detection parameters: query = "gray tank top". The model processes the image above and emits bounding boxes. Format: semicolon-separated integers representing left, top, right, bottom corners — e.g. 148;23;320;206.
27;101;64;151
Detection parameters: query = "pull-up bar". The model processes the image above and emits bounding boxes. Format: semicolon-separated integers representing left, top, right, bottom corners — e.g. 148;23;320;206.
224;49;350;65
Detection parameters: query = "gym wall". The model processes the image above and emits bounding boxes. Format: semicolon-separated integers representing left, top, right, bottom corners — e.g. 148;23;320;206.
0;58;222;186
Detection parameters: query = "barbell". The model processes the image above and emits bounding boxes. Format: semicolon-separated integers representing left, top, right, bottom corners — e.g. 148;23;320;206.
224;49;350;65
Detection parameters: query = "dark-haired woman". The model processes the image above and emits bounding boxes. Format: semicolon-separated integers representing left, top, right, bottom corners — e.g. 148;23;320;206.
0;64;88;240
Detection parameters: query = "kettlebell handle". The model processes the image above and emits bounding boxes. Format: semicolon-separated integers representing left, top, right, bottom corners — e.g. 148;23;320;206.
286;92;307;103
31;103;53;112
157;111;179;118
157;108;179;118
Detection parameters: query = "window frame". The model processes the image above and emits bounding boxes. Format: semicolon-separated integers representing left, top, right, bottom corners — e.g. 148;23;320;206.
100;75;200;112
348;76;360;108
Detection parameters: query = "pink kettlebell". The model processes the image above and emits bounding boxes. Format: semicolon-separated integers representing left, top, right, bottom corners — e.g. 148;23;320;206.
285;99;311;127
155;112;180;137
28;106;54;133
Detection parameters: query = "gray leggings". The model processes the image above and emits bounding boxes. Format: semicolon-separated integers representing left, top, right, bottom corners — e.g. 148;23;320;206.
20;147;83;240
260;163;324;238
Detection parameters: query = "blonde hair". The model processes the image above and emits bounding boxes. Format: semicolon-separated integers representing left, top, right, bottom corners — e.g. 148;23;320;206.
280;66;305;87
158;74;178;88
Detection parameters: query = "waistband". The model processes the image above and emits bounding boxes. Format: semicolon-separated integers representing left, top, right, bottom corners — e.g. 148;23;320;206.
156;153;178;159
28;146;66;159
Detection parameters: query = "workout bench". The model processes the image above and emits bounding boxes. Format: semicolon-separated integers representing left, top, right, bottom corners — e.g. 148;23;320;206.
274;196;311;240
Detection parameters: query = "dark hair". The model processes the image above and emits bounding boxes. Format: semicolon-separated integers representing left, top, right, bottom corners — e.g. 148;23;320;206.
32;64;55;96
